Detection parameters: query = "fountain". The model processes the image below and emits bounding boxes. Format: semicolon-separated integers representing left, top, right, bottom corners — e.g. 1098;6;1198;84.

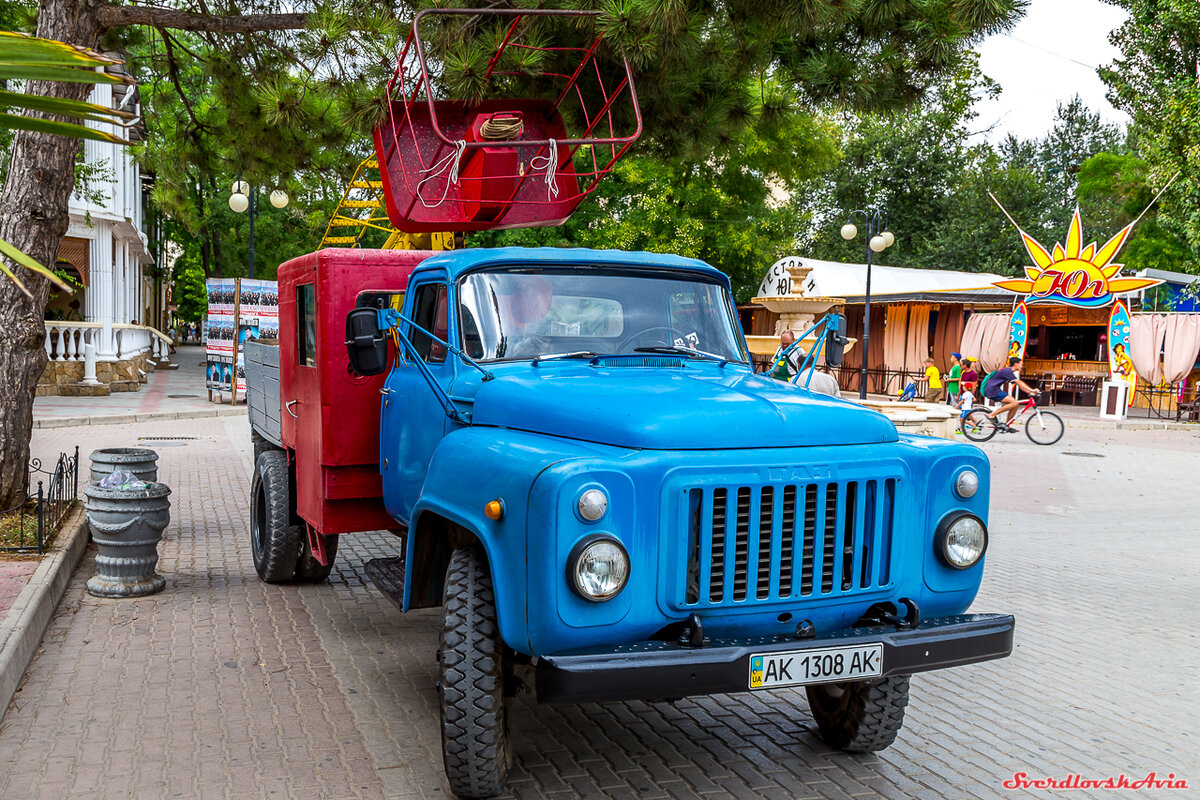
746;257;852;360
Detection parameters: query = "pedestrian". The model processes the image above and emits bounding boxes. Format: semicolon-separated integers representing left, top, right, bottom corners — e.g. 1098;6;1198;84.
944;352;963;405
953;384;975;433
923;357;944;403
767;330;805;382
960;357;979;395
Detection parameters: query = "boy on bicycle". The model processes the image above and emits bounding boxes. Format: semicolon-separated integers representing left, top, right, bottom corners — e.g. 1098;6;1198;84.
984;356;1041;432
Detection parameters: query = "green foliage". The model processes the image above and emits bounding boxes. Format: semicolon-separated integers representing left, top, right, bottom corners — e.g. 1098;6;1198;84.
1076;151;1194;273
1100;0;1200;258
473;81;840;302
795;74;1152;278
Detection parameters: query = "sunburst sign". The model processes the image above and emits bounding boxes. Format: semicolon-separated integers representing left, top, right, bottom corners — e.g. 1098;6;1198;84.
991;207;1162;308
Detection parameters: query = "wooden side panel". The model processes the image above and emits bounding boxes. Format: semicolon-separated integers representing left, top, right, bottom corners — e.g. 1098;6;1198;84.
244;340;282;447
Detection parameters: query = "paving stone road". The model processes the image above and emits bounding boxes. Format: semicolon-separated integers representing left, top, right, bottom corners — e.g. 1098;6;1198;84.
1;417;1196;799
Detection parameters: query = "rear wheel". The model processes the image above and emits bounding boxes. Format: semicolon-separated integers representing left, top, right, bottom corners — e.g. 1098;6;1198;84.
249;450;302;582
961;409;997;442
295;530;339;582
806;675;911;752
439;546;510;798
1024;410;1064;445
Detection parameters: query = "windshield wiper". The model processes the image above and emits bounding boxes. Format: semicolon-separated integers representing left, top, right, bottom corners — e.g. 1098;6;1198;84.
531;351;598;366
633;345;729;366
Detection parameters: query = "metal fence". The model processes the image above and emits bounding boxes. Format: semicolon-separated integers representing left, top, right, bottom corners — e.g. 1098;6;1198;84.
1126;384;1200;422
0;446;79;554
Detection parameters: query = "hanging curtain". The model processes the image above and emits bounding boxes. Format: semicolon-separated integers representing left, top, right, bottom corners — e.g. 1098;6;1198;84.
932;305;964;372
867;309;886;394
1130;315;1167;385
883;305;909;393
1163;314;1200;384
960;313;1009;372
905;304;931;378
842;306;864;393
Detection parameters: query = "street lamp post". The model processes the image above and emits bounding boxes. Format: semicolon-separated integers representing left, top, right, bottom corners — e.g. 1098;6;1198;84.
840;209;895;400
229;182;289;280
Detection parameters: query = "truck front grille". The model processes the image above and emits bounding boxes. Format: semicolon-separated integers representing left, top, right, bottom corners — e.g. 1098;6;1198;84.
680;478;897;608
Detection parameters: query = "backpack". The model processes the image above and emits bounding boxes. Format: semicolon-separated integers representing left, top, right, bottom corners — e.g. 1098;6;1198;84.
981;369;1000;397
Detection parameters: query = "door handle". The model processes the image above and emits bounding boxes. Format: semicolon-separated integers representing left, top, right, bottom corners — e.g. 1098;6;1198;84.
285;400;299;418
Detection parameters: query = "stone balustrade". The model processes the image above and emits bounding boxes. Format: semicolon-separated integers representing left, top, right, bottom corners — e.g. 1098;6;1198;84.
44;321;102;362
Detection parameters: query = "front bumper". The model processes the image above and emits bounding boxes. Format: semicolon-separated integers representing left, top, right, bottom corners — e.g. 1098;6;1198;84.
535;613;1014;704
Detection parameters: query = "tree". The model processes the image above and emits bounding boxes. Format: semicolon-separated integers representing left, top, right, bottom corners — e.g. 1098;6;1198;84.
0;0;1023;507
1100;0;1200;255
1075;150;1195;273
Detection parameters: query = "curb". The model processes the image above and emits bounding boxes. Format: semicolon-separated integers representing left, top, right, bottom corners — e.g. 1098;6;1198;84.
34;406;247;429
0;505;90;723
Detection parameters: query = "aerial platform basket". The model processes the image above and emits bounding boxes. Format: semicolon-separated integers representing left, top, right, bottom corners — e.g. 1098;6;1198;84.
373;7;642;232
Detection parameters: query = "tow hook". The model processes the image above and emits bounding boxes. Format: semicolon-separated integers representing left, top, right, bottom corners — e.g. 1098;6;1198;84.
677;613;710;648
879;598;922;629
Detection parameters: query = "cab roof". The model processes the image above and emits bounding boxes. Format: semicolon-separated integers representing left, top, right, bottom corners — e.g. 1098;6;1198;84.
414;246;731;286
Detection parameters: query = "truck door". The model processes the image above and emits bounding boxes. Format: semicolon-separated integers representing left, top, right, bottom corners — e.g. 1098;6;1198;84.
379;279;454;525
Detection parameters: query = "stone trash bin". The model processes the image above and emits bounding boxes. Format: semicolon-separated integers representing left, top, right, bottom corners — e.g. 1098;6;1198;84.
89;447;159;484
83;481;171;598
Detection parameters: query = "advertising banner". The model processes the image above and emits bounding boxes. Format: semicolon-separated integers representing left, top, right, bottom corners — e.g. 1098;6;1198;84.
205;278;279;398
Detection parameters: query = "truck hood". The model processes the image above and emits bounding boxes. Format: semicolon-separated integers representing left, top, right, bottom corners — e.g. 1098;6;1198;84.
468;366;897;449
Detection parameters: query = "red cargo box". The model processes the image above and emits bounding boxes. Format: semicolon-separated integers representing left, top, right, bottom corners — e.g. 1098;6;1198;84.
277;248;434;534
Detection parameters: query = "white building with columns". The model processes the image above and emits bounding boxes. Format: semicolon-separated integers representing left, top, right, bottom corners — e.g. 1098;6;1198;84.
42;78;172;389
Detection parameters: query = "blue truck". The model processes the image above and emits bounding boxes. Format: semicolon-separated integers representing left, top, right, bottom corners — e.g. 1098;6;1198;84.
246;245;1013;799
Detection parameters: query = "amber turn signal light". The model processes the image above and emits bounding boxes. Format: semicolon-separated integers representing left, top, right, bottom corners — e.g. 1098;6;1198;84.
485;499;504;521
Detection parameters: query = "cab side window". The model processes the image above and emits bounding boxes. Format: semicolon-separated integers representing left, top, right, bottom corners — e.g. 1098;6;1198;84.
297;283;316;367
409;284;448;363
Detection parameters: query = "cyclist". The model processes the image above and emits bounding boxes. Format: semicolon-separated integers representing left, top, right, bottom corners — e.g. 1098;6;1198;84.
984;356;1041;432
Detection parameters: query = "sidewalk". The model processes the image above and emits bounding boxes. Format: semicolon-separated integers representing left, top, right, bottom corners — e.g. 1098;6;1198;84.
4;416;384;800
34;345;246;428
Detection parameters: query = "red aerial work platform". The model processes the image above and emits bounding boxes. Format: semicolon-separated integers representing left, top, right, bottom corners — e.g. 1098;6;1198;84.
373;8;642;233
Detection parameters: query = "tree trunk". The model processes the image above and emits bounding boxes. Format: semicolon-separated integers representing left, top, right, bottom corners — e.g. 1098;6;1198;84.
0;0;104;508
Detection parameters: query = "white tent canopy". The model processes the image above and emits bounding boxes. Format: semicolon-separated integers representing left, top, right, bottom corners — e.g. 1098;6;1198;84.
757;256;1012;304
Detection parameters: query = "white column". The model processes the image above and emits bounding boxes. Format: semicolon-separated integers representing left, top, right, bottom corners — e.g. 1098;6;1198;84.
81;340;100;385
88;223;118;360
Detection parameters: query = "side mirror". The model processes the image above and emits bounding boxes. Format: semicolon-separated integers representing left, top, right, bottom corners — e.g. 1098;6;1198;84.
825;313;848;368
345;308;389;376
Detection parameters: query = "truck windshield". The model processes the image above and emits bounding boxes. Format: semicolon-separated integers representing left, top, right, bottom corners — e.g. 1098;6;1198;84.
458;268;748;363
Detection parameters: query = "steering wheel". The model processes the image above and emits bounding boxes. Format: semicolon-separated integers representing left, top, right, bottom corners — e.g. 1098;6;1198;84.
617;326;691;352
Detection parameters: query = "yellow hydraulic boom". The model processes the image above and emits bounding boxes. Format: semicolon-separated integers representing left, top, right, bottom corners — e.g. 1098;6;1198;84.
320;157;462;251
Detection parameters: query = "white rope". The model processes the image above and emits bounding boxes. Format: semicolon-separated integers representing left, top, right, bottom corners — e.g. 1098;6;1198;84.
416;140;467;208
529;138;560;200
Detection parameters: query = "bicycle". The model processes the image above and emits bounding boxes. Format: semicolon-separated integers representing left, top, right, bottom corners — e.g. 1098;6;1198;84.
961;390;1064;445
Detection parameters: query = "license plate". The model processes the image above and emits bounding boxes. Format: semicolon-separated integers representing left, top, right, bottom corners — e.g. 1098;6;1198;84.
748;644;883;690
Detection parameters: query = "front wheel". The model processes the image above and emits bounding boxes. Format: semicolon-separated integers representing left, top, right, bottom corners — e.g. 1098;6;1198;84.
439;546;510;798
806;675;911;752
1024;409;1065;445
961;409;997;442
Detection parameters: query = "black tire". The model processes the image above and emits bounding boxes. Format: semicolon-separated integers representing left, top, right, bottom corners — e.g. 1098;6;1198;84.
806;675;911;752
249;450;302;583
961;409;997;442
1024;409;1065;445
295;531;339;582
439;546;510;798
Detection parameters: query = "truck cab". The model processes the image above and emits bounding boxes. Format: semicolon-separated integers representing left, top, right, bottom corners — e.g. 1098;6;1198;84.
248;246;1012;799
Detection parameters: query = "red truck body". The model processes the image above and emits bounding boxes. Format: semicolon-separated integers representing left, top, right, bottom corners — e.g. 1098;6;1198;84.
276;248;435;535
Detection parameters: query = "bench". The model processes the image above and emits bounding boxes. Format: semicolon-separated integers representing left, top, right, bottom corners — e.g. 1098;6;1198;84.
1054;375;1100;407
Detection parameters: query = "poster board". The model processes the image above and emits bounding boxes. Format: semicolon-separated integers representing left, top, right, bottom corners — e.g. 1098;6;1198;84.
206;277;279;402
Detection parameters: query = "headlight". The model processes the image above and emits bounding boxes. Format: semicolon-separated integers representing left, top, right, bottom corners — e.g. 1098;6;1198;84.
577;488;608;522
936;513;988;570
954;469;980;499
568;536;629;601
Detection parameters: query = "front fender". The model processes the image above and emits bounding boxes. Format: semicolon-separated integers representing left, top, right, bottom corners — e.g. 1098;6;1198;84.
404;426;632;655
